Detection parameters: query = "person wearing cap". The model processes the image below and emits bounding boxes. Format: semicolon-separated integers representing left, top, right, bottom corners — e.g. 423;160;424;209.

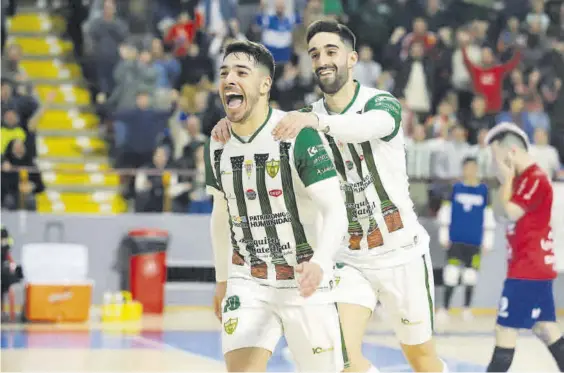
484;122;564;372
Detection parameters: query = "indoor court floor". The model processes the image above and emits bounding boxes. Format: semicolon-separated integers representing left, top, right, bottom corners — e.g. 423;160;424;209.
1;308;563;372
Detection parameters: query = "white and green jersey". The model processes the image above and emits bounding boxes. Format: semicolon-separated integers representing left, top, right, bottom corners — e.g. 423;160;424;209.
205;108;338;303
308;84;429;268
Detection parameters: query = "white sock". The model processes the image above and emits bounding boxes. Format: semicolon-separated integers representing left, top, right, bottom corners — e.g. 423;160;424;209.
441;359;448;372
366;364;380;373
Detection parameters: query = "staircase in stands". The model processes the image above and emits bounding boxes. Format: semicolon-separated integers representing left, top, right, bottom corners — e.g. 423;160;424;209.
6;10;127;214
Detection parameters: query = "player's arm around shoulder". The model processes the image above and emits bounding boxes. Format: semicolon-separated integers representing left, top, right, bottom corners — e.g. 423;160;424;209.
315;92;401;143
292;127;347;289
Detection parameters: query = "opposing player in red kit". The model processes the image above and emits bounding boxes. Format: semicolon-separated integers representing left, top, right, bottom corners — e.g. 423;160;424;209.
485;122;564;372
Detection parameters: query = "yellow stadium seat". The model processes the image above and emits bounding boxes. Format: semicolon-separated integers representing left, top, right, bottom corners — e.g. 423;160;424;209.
7;36;73;56
7;14;65;34
37;160;110;172
40;171;120;187
37;193;127;214
38;110;99;131
36;85;91;106
20;60;81;80
37;136;107;157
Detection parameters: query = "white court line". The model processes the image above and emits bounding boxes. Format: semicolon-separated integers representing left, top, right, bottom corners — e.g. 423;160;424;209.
379;364;412;371
128;334;187;353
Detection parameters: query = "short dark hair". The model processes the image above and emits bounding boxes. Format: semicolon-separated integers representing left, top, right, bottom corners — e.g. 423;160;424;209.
462;156;477;166
223;41;275;78
306;20;356;50
488;131;528;150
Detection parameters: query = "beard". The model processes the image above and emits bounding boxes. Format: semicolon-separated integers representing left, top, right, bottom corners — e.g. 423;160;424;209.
313;64;349;95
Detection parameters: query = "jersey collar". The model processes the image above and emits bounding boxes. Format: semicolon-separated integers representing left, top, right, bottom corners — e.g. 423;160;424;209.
231;107;273;144
322;80;361;115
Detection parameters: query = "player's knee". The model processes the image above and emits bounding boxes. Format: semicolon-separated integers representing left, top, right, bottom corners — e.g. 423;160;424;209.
461;268;478;286
486;346;515;372
533;322;562;345
442;264;460;287
225;348;270;372
401;341;443;372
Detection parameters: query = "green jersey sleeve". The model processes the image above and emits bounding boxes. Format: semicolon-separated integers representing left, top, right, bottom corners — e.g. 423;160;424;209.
293;127;337;187
204;139;220;191
363;93;402;141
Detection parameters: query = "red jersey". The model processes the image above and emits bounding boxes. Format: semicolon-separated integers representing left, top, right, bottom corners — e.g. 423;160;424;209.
462;47;521;113
506;164;556;280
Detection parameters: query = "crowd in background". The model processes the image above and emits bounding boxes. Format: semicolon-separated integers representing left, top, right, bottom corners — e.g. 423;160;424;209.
1;0;563;214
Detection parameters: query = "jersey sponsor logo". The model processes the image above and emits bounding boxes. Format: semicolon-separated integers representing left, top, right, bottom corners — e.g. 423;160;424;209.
312;346;334;354
248;212;292;228
531;308;541;319
244;159;253;178
269;189;282;197
401;317;422;325
223;295;240;313
246;189;257;200
223;318;238;335
313;153;330;165
345;160;354;170
455;193;485;212
317;166;333;175
307;144;324;157
266;159;279;178
340;175;373;193
231;215;248;228
239;237;292;255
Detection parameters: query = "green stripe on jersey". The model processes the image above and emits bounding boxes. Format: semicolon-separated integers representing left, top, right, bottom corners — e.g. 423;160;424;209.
254;153;294;280
325;136;363;250
279;142;313;262
361;142;404;233
230;155;267;279
213;149;243;264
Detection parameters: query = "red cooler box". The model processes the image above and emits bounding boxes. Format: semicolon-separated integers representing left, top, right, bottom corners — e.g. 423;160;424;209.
128;229;169;314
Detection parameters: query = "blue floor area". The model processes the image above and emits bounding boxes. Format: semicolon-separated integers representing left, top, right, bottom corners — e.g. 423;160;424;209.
1;329;485;372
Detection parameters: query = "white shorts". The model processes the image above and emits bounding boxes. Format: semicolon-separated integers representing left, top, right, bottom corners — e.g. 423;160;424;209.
221;279;347;372
333;253;435;345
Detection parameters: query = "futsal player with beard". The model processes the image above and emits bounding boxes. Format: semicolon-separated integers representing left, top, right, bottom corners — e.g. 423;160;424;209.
211;21;447;373
485;123;564;372
206;40;349;372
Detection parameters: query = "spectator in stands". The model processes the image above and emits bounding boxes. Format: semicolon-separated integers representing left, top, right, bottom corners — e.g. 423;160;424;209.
526;0;551;34
434;124;474;180
1;139;45;211
106;44;158;110
151;38;181;90
496;96;534;142
173;114;208;166
197;0;237;39
85;0;129;95
1;44;24;82
461;95;496;145
400;17;438;60
353;45;382;89
274;62;306;111
177;42;214;93
425;100;457;139
530;128;561;180
462;35;522;114
134;146;181;213
406;124;432;213
163;12;203;57
522;19;550;70
256;0;301;66
497;17;522;61
114;90;178;170
395;41;434;123
1;107;26;154
472;128;495;179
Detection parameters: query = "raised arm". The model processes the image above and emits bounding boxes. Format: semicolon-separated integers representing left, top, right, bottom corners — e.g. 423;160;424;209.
293;128;347;278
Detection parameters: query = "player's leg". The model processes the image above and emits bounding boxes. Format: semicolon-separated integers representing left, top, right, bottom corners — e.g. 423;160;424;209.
486;279;531;372
333;263;379;372
460;246;481;320
531;280;564;371
221;282;281;372
378;253;447;372
281;303;348;372
438;244;462;323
